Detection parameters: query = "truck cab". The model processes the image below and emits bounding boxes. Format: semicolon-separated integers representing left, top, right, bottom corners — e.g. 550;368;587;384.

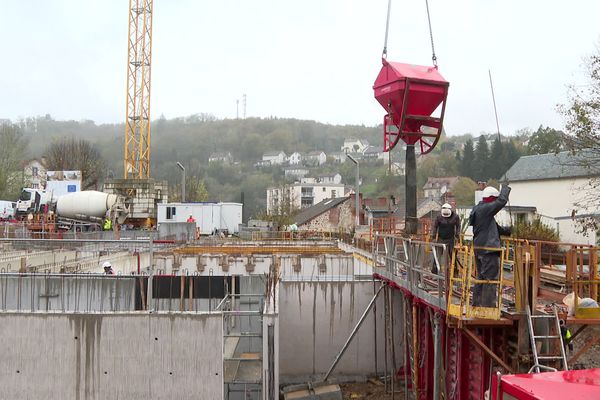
15;188;52;216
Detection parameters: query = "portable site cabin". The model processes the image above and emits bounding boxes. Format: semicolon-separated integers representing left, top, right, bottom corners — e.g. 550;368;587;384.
157;202;242;235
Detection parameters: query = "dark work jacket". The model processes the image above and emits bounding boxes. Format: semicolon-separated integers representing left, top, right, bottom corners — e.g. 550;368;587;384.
469;186;511;253
432;213;461;241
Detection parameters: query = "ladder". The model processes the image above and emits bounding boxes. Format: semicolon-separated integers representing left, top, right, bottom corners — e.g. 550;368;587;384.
526;305;568;373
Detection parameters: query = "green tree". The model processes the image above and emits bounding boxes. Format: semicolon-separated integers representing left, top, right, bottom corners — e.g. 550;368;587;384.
451;177;478;206
44;137;106;189
488;137;505;179
502;140;521;177
460;139;475;178
527;125;564;155
473;135;490;181
0;124;27;199
558;50;600;234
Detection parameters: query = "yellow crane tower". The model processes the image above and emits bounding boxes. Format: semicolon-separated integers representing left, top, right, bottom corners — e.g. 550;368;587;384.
124;0;153;179
104;0;166;228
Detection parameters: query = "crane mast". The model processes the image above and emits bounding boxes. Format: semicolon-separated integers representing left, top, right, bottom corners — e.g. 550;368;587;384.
124;0;153;179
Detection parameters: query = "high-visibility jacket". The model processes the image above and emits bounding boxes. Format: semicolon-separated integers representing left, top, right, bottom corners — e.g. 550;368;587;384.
103;218;112;231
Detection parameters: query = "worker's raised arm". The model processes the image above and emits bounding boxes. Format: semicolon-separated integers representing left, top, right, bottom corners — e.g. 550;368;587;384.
488;185;511;216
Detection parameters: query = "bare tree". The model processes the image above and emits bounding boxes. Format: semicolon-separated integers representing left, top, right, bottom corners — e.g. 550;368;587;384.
558;50;600;233
44;138;106;190
0;124;27;199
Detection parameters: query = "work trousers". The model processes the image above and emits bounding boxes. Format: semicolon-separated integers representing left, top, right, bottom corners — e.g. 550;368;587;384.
472;251;500;307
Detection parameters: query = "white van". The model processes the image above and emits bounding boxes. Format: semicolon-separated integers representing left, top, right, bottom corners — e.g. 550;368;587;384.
0;200;15;220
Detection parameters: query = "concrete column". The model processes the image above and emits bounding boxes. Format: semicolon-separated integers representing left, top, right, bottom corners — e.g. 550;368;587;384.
405;144;417;234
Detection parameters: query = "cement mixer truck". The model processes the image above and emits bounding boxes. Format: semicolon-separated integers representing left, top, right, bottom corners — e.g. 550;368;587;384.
16;189;129;229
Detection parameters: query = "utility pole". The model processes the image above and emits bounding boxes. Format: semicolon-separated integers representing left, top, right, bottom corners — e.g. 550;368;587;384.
236;99;239;119
243;94;247;119
177;162;185;202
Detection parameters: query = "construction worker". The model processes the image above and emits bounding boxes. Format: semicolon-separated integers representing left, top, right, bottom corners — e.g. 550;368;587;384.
102;261;115;275
559;319;574;352
430;203;461;274
103;217;112;231
186;215;196;223
469;184;511;307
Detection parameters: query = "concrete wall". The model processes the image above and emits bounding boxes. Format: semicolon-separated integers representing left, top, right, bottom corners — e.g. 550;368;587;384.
278;280;402;383
0;313;222;400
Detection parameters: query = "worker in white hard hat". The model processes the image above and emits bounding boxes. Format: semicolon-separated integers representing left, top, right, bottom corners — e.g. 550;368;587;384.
469;184;511;307
102;261;115;275
430;203;460;275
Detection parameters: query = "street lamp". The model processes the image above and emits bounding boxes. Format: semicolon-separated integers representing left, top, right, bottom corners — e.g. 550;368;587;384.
346;154;360;226
176;162;186;202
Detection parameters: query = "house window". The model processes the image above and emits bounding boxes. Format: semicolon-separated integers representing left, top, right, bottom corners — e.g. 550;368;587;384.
32;167;38;177
332;190;336;197
32;183;39;189
322;187;326;192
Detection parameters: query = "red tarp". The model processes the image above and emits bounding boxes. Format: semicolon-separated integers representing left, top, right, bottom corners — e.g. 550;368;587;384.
493;369;600;400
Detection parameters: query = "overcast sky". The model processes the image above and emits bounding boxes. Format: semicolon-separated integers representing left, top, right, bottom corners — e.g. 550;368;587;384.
0;0;598;135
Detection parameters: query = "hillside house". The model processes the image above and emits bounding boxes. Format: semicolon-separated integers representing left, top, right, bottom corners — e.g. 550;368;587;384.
266;182;348;214
423;177;459;200
362;145;385;162
503;151;600;244
304;151;327;166
294;197;354;232
316;173;342;184
262;151;287;165
329;152;347;164
287;152;302;165
208;152;233;165
23;158;48;189
284;167;309;181
341;138;369;154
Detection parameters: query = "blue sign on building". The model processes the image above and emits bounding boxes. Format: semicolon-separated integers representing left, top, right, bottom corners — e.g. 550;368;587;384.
67;185;77;193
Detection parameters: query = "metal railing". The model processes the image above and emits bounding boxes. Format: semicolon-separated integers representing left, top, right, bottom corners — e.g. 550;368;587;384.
372;234;448;311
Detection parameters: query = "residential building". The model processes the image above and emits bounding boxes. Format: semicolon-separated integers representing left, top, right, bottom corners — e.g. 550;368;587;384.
294;197;354;232
423;177;460;200
329;152;347;164
262;151;287;165
361;145;385;162
23;158;48;189
304;151;327;166
341;138;369;154
208;152;233;165
266;183;348;214
287;152;302;165
316;173;342;184
503;151;600;244
284;167;310;181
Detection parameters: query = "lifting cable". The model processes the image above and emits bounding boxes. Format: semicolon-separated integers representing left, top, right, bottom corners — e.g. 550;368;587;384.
382;0;392;60
381;0;439;67
424;0;438;67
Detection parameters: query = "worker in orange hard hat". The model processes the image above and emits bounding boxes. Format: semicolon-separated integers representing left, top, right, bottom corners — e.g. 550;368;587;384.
469;184;511;307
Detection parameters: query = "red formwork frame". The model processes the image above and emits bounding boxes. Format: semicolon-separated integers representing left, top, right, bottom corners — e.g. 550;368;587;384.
380;278;508;400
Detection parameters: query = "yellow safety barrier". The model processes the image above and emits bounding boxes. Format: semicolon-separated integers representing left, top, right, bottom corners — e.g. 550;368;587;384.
447;245;505;320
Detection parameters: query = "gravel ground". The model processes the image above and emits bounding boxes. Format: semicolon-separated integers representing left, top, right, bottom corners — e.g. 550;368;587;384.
340;381;411;400
569;325;600;369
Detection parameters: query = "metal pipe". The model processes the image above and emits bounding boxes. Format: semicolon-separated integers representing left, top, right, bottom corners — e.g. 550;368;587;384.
373;278;378;378
433;313;441;400
384;285;389;392
412;302;419;399
323;284;385;381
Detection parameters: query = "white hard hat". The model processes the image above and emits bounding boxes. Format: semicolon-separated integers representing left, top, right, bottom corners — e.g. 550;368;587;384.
441;203;452;209
102;261;112;269
482;186;500;198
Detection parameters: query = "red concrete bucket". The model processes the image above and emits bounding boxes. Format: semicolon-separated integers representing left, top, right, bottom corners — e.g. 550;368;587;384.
373;61;449;154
